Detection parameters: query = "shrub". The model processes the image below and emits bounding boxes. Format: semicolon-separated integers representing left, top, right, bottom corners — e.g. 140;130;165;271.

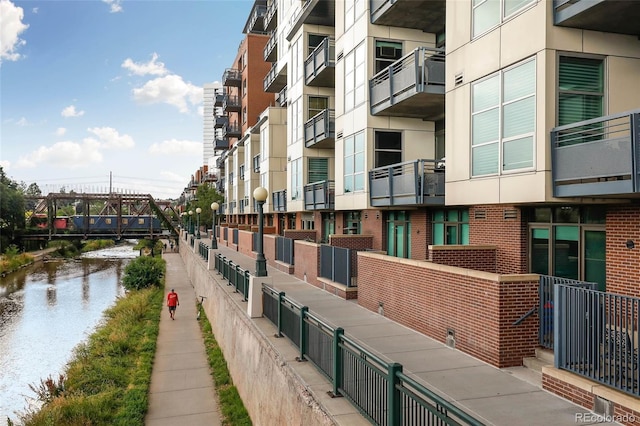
122;256;165;291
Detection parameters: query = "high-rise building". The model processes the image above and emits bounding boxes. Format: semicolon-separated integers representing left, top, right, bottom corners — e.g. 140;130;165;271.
203;82;222;166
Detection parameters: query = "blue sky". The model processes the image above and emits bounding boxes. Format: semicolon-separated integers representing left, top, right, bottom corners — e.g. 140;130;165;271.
1;0;253;199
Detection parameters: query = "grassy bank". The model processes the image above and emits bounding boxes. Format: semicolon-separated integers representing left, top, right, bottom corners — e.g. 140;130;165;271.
17;287;163;426
199;312;252;425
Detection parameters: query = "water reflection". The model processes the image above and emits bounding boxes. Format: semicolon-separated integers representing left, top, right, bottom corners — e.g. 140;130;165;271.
0;244;138;422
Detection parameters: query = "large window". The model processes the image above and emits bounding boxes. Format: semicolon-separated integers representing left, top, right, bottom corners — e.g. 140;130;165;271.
308;96;328;120
375;40;402;74
344;131;365;193
291;157;302;200
432;209;469;245
344;43;366;112
344;211;361;234
290;97;302;145
374;131;401;168
308;157;328;183
472;0;535;38
345;0;365;30
558;56;603;126
471;57;535;176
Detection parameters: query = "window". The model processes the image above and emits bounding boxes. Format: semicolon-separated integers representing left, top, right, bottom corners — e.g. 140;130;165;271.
558;56;603;127
290;98;302;144
242;79;247;97
472;0;534;38
344;43;366;111
302;213;314;230
322;212;335;243
344;211;361;234
375;41;402;74
344;131;365;192
308;96;328;120
345;0;365;30
308;157;328;183
387;211;410;258
260;126;268;159
308;34;325;55
239;164;245;180
471;57;535;176
432;209;469;245
242;106;247;124
291;36;303;83
291;157;302;200
435;120;445;161
374;131;402;168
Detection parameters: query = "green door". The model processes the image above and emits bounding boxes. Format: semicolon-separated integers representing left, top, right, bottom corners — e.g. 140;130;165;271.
584;229;606;291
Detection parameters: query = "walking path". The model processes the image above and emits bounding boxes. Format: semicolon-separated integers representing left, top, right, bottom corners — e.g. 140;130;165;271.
145;251;222;426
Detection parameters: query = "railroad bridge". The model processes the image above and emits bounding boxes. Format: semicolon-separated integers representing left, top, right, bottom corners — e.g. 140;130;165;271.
23;192;180;241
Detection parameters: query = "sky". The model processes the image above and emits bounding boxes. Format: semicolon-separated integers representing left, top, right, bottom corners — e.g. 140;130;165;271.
0;0;254;199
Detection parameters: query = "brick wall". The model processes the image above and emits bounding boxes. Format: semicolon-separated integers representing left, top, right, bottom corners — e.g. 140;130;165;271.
238;230;255;258
329;235;374;282
411;209;430;261
284;229;318;241
357;251;539;367
606;206;640;298
293;241;320;287
469;205;528;274
429;246;497;273
264;234;277;269
361;209;384;251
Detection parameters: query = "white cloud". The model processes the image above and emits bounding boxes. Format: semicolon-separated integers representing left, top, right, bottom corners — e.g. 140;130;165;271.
0;159;11;170
132;74;202;113
15;140;103;169
0;0;29;64
55;127;67;136
61;105;85;118
148;139;201;156
102;0;123;13
32;7;38;13
16;117;29;126
122;52;167;76
85;127;134;149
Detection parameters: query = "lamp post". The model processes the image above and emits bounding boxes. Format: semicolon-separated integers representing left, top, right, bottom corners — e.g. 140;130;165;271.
211;201;219;249
188;210;194;235
196;207;202;239
253;186;268;277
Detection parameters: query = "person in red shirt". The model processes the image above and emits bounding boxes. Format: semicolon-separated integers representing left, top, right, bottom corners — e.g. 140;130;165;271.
167;288;179;320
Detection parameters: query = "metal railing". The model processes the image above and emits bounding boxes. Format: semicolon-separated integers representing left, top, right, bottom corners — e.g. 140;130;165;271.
214;253;250;301
222;68;242;86
304;109;335;148
264;30;278;62
319;245;352;287
272;189;287;211
262;284;485;425
304;37;335;85
555;284;640;397
303;180;335;210
276;236;294;265
369;159;445;207
198;241;209;261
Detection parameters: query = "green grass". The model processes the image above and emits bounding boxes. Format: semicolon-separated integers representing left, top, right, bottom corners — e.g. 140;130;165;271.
17;287;163;426
199;311;253;425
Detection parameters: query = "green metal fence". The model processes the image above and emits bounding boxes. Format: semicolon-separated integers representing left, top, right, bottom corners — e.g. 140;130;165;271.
198;242;209;261
213;253;250;301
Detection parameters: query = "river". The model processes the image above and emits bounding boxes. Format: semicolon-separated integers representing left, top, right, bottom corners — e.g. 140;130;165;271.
0;243;139;422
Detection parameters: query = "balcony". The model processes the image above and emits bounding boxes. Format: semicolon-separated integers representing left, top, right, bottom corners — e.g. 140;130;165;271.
304;180;334;210
245;4;267;34
287;0;335;41
216;156;226;169
263;62;287;93
369;159;445;207
222;68;242;87
304;37;335;87
370;47;445;120
371;0;445;34
223;95;241;113
551;110;640;198
214;92;225;107
220;203;227;215
214;115;228;129
263;31;278;62
304;109;334;149
214;138;229;151
553;0;640;36
264;0;277;31
222;122;242;139
272;189;287;212
276;86;287;107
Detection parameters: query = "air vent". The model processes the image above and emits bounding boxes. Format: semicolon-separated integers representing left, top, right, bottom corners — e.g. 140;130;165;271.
455;73;464;86
336;130;343;139
474;209;486;220
337;51;344;61
504;209;518;220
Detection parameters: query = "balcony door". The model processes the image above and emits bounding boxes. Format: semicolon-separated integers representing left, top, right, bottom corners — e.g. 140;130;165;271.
387;211;410;259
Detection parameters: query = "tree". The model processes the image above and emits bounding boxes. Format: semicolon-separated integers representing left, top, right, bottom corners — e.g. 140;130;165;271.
0;167;26;250
22;182;42;211
192;183;224;227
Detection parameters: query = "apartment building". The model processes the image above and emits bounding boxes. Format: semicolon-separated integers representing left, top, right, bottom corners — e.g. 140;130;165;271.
212;0;640;419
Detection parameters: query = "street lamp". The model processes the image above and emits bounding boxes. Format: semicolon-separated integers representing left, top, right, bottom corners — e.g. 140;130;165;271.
196;207;202;239
253;186;268;277
211;201;219;249
188;210;194;235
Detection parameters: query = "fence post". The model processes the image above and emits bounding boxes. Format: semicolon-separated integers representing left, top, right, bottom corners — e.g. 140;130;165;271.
388;363;402;425
298;306;308;361
554;283;563;369
277;291;285;337
332;327;344;397
243;270;250;301
234;265;241;293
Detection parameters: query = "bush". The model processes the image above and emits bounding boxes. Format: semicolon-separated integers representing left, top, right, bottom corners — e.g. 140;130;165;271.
81;240;115;253
122;256;165;291
0;245;33;275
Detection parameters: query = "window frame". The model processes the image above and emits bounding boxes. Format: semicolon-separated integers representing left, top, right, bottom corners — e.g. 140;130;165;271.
344;42;366;112
556;53;605;127
374;130;402;168
374;39;403;74
344;131;365;193
432;209;470;245
472;0;535;39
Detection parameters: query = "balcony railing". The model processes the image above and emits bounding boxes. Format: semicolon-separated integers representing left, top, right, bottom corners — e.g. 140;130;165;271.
304;180;334;210
551;109;640;197
220;203;227;215
553;0;640;36
214;138;229;151
264;0;277;31
222;122;241;139
287;0;335;41
369;159;445;207
370;46;445;120
272;189;287;212
223;95;241;112
222;68;242;87
304;37;335;87
263;31;278;62
214;115;228;129
304;109;334;149
214;92;225;107
263;62;287;93
276;86;287;107
370;0;446;34
246;4;267;34
253;154;261;173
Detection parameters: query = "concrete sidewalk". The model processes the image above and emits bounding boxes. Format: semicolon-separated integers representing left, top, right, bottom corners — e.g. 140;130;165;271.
206;243;617;426
145;251;222;426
